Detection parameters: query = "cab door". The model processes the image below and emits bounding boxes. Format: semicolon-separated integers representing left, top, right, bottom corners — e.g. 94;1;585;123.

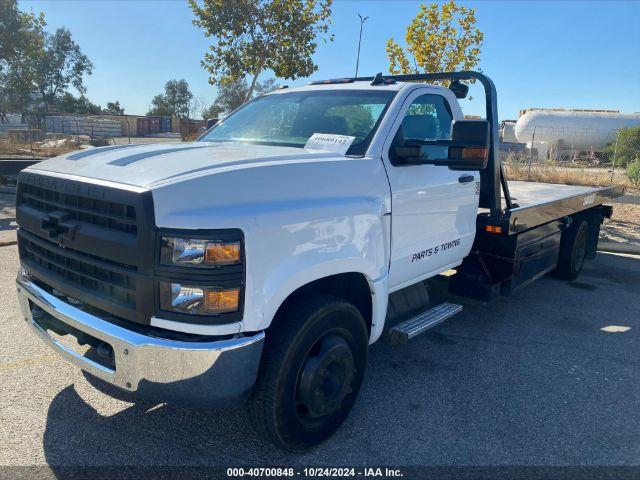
382;88;479;291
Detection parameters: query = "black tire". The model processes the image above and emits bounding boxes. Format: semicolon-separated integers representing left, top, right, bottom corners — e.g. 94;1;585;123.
248;294;368;452
555;220;589;280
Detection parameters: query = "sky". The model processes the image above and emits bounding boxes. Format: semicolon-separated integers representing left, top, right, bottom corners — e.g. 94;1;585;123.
19;0;640;120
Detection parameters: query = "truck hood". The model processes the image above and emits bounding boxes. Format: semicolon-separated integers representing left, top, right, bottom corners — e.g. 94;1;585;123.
27;142;340;189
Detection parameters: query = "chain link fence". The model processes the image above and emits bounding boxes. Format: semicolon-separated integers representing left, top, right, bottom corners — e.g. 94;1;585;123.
1;114;127;161
0;113;202;188
501;125;640;189
0;113;205;162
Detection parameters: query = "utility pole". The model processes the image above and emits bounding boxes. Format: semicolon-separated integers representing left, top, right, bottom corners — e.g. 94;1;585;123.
354;13;369;78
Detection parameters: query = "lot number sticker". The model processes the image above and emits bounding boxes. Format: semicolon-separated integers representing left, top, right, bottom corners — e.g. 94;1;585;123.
304;133;356;155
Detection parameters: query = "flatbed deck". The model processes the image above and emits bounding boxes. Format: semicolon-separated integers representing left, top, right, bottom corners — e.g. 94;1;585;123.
508;181;608;207
492;181;624;234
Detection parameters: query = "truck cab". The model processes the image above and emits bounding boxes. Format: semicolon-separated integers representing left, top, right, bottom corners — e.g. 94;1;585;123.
15;72;621;452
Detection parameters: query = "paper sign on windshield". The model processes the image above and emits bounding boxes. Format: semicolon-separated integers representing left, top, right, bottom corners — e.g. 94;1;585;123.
304;133;356;155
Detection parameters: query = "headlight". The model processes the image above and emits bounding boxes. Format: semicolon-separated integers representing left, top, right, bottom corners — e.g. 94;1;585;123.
160;236;241;267
159;282;240;315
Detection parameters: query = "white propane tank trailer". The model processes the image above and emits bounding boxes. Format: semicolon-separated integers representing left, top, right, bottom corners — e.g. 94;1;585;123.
514;109;640;161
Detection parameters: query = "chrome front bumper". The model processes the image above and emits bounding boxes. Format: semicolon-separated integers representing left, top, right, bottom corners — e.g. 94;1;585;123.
16;269;264;407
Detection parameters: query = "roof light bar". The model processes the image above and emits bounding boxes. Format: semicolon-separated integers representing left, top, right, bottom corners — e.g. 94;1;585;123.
308;78;355;86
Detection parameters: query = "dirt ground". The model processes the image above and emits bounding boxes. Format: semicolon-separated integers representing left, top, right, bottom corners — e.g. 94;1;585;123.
601;203;640;245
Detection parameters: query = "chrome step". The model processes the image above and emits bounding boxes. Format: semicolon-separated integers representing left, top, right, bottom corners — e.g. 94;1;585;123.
389;302;462;344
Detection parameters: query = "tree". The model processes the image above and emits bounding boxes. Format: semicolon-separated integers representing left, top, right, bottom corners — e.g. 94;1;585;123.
33;28;93;110
147;94;171;117
0;0;45;70
189;0;333;101
148;79;193;117
604;126;640;168
386;1;483;78
52;92;102;114
201;103;222;122
104;101;125;115
202;77;278;120
0;1;45;121
1;4;95;120
0;68;33;122
627;158;640;187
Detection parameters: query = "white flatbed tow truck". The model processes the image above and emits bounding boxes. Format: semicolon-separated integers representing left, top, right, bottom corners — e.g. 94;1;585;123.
14;71;623;451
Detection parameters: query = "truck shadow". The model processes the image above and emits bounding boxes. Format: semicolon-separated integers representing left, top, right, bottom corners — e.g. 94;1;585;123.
41;251;640;468
42;384;289;468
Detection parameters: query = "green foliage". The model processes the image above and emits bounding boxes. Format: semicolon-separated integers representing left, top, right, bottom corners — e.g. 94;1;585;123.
53;92;102;114
148;79;193;117
201;103;223;122
0;66;33;121
0;3;93;119
386;1;483;80
0;0;45;69
104;101;125;115
33;28;94;109
626;159;640;187
147;95;172;117
203;77;277;119
189;0;333;101
0;0;46;120
604;126;640;168
1;2;112;119
49;94;124;115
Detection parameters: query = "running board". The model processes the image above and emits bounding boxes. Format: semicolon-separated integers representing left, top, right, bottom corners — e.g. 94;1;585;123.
389;302;463;344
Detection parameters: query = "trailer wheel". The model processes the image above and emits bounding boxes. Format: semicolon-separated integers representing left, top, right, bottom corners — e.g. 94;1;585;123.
248;295;368;452
555;220;589;280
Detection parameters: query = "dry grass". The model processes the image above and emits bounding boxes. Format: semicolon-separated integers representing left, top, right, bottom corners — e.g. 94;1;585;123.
504;162;634;190
0;140;81;158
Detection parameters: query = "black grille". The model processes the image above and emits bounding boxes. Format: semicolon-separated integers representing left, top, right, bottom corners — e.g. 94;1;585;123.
16;172;243;329
21;182;137;235
19;230;139;318
16;172;156;325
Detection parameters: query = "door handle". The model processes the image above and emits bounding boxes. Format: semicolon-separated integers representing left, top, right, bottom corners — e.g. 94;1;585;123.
458;174;475;183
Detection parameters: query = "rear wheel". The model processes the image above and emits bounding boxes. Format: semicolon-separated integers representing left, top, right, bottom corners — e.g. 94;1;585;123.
248;295;368;452
555;219;589;280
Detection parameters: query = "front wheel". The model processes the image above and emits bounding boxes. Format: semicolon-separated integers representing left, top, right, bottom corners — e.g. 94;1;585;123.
248;295;368;452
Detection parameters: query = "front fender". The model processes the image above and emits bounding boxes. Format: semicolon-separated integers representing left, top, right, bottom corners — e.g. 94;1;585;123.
242;199;390;337
255;259;389;344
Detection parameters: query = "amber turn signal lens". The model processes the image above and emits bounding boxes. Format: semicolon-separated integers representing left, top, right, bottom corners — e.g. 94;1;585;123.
485;225;502;234
204;242;241;265
462;148;488;159
204;288;240;313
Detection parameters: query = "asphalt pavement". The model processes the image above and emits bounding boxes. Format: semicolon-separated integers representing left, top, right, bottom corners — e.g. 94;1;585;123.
0;245;639;468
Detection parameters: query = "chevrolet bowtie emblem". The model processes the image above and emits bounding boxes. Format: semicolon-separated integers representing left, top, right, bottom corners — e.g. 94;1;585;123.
41;211;78;243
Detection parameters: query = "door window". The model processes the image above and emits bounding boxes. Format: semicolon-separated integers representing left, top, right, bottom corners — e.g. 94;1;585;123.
390;93;453;165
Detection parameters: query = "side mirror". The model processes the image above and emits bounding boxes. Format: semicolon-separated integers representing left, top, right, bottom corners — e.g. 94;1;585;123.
206;118;218;129
393;120;490;170
447;120;490;170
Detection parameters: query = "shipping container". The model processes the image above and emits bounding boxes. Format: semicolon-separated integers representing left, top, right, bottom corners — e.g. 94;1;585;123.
160;116;172;133
137;117;161;136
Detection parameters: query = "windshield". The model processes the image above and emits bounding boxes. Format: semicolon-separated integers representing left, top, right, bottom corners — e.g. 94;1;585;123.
199;90;397;156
